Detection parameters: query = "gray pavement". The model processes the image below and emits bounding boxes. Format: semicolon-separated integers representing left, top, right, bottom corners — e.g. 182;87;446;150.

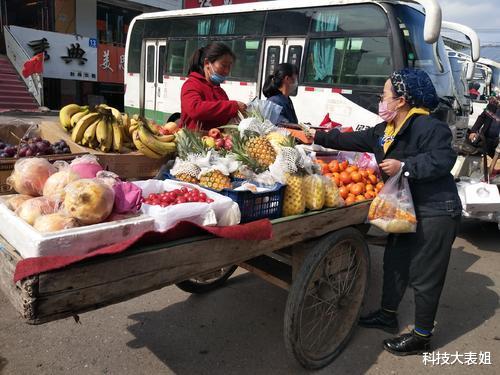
0;220;498;375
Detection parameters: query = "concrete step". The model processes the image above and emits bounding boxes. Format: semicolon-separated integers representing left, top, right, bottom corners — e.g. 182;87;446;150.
0;102;38;110
0;90;33;97
0;95;35;104
0;67;17;75
0;74;22;83
0;82;27;90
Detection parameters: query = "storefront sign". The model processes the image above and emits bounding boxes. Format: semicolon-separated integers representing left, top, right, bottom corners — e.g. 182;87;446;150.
97;44;125;84
183;0;257;8
9;26;97;81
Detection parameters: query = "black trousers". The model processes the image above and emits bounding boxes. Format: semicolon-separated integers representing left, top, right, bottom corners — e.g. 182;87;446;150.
381;215;460;331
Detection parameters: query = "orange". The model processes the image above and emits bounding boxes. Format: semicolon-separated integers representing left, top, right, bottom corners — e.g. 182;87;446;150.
350;184;363;196
328;160;340;173
345;196;355;205
339;186;349;200
355;195;365;202
339;171;352;185
351;171;362;183
368;174;378;184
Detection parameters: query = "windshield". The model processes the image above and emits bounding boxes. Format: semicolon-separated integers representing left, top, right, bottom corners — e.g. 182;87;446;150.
393;5;454;99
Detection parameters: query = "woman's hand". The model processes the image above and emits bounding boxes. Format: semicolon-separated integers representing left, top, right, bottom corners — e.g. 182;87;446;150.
379;159;402;177
469;132;478;141
237;101;247;113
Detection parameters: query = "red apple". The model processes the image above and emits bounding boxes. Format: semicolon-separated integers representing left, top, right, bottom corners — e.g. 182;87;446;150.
208;128;221;139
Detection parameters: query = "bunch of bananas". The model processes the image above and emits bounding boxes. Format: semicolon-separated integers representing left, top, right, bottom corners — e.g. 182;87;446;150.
59;104;132;153
59;104;176;158
125;114;177;159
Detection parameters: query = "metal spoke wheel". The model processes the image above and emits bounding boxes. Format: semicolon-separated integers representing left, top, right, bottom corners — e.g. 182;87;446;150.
176;265;237;294
284;228;370;369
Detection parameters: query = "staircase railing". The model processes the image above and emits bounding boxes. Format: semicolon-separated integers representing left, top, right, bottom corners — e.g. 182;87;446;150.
3;25;43;107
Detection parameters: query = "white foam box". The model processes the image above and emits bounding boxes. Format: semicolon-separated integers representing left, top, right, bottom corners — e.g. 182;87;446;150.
464;183;500;212
0;195;155;259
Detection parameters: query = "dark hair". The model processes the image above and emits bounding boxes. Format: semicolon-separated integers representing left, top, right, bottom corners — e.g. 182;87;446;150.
262;63;299;98
187;42;236;75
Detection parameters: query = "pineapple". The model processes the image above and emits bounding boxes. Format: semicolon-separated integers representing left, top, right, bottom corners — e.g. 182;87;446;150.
199;170;231;191
282;173;306;216
176;173;199;184
245;134;277;169
303;174;325;211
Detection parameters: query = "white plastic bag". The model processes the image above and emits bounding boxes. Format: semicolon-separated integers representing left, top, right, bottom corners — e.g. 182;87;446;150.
133;179;240;232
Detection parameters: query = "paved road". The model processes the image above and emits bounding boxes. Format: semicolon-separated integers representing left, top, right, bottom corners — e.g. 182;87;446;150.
0;220;498;375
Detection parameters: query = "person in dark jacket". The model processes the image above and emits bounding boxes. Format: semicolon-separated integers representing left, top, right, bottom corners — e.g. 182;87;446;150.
468;97;499;157
309;68;462;356
181;42;247;130
263;63;299;124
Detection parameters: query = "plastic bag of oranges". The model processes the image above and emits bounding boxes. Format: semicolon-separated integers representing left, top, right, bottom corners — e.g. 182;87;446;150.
367;169;417;233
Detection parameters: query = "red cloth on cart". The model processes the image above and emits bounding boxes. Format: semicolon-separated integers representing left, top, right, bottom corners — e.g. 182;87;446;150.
13;219;272;282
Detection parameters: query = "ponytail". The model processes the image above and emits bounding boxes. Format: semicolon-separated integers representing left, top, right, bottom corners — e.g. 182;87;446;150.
188;47;206;75
263;63;299;98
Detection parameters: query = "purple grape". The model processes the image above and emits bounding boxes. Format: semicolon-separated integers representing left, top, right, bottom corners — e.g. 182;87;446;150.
42;139;51;146
62;147;70;153
25;149;33;157
18;148;27;157
0;142;5;150
4;146;16;157
32;136;42;143
36;141;48;151
0;152;7;158
46;148;53;155
28;144;37;152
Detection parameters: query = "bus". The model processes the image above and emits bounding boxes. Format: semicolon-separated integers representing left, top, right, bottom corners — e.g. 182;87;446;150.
125;0;455;133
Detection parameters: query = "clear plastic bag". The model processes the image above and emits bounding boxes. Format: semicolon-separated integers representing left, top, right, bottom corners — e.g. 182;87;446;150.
7;157;57;196
15;196;57;225
63;178;115;224
322;176;343;208
368;169;417;233
42;161;81;204
303;174;325;211
282;173;305;216
246;98;283;125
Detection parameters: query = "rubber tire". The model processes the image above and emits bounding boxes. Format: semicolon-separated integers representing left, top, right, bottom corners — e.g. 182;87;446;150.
284;227;370;370
176;265;238;294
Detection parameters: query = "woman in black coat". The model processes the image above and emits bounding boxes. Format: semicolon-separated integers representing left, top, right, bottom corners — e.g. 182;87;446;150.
468;97;499;157
309;68;462;356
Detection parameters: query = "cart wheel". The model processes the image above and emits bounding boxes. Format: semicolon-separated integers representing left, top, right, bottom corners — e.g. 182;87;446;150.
284;227;370;369
176;266;237;294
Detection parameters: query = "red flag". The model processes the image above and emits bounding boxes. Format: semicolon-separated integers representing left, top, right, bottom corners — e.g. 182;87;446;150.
22;53;44;78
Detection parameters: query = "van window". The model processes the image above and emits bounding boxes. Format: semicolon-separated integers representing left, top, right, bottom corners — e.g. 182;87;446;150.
213;13;264;35
304;37;392;86
213;39;261;81
166;39;207;76
394;5;453;98
127;20;144;73
170;17;211;37
310;5;387;33
265;10;311;36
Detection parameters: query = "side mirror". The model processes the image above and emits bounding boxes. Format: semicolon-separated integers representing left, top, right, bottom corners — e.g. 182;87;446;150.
465;61;475;81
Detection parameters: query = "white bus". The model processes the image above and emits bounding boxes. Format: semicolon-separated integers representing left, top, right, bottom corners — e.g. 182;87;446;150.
125;0;456;133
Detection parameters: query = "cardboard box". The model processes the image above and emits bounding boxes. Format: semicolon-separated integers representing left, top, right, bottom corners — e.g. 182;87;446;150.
40;120;169;180
0;121;86;195
0;195;155;258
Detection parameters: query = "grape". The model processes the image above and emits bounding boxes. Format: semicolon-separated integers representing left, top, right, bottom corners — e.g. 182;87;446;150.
4;146;17;157
25;149;33;157
42;139;51;146
0;152;7;158
0;142;5;150
32;136;42;143
62;147;70;153
28;144;37;152
17;147;27;157
36;141;47;150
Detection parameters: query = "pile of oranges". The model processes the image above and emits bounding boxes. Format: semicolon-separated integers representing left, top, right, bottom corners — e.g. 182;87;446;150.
316;159;384;205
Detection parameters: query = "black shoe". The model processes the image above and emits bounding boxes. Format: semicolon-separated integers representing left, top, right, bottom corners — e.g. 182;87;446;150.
383;330;431;356
358;309;399;334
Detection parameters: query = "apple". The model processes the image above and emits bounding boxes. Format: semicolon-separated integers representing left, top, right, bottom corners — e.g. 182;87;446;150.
223;138;233;150
202;136;216;148
208;128;221;139
164;121;179;134
215;138;225;149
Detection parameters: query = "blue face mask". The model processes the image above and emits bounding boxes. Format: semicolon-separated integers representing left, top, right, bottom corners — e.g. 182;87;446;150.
209;64;226;85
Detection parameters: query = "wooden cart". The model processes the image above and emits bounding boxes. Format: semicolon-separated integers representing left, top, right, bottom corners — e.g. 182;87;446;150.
0;202;371;370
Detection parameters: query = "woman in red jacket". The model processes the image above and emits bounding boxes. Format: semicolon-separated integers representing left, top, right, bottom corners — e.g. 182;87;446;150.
181;42;247;130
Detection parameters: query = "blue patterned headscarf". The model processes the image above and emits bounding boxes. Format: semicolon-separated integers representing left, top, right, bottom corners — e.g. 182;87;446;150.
390;68;439;110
